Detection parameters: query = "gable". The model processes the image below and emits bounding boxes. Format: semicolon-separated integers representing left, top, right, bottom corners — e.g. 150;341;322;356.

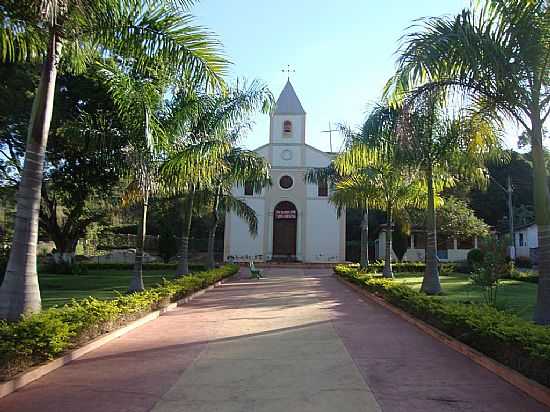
304;145;333;168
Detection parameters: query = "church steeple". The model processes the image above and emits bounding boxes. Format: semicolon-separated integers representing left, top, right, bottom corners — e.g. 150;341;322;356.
270;80;306;145
273;80;305;115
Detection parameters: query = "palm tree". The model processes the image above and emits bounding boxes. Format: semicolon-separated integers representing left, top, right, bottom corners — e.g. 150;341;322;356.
386;0;550;320
334;144;426;278
305;161;371;268
0;1;226;319
202;147;270;270
396;95;498;293
99;62;182;292
161;81;273;275
98;61;171;292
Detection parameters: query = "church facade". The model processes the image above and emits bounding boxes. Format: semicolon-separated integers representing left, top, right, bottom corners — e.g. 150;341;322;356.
224;81;346;263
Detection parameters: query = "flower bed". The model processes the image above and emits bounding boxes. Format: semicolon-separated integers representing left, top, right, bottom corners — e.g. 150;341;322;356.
0;264;239;381
334;264;550;388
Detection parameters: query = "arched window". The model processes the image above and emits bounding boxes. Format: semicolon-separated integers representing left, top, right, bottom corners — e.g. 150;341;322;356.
283;120;292;134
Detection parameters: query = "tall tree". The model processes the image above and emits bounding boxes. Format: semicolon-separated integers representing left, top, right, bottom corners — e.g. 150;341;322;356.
398;95;498;294
0;65;128;262
99;62;171;292
162;81;272;275
0;0;227;320
202;147;270;270
333;144;426;278
387;0;550;320
306;155;371;268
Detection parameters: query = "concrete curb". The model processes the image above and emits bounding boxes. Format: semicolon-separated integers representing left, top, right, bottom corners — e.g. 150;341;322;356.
335;275;550;408
0;275;234;399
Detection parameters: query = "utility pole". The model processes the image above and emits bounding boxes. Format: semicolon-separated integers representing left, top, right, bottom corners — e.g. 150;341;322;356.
490;174;515;259
360;205;369;268
507;175;515;260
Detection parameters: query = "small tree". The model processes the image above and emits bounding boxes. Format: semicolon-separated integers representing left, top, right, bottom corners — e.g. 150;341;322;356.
470;236;512;306
392;223;409;262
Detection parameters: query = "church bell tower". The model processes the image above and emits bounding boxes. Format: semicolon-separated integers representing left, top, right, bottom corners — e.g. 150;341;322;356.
269;80;306;145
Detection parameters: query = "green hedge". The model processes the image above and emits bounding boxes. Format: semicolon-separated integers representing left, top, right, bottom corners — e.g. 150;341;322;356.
37;262;205;274
347;262;459;274
504;270;539;284
81;263;205;271
334;264;550;387
0;264;239;381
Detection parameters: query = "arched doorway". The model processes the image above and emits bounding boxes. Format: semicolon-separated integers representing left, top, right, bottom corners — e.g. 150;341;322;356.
272;201;297;261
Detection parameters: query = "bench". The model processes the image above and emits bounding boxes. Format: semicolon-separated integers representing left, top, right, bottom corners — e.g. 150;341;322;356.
249;261;263;279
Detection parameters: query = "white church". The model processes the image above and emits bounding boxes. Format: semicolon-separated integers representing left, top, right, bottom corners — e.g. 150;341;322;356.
224;80;346;263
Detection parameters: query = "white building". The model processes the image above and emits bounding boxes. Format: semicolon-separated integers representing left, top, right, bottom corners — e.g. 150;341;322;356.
375;226;480;262
224;80;346;263
515;223;538;261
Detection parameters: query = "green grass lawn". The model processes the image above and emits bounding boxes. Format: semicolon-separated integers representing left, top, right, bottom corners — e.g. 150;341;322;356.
395;273;537;320
39;269;179;308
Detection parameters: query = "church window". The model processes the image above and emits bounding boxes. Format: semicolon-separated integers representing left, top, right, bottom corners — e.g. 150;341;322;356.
244;182;254;196
318;178;328;197
279;175;293;189
283;120;292;135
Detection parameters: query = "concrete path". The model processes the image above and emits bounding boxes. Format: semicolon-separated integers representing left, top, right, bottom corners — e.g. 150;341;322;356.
1;268;547;412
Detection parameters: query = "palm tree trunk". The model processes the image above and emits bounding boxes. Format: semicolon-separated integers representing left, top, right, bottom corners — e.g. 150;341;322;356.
207;189;221;270
530;112;550;324
421;166;442;294
360;207;369;269
383;205;393;278
176;190;194;276
129;191;149;293
0;32;62;320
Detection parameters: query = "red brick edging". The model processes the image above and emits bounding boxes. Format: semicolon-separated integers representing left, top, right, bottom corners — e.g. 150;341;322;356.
335;275;550;408
0;274;235;399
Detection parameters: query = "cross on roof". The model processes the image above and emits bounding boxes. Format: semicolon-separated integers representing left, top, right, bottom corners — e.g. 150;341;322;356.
281;64;295;80
321;121;339;152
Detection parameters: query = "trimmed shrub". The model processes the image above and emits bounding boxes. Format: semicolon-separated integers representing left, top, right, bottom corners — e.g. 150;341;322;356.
349;261;427;274
350;261;458;275
40;262;89;275
334;264;550;388
0;264;239;380
467;248;484;267
38;262;205;273
515;256;533;269
505;270;538;284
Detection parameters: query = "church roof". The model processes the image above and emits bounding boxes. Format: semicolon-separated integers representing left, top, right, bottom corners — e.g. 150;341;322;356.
273;80;305;115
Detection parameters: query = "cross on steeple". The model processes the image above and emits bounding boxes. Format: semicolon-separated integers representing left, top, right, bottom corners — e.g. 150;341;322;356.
321;121;339;153
281;64;295;80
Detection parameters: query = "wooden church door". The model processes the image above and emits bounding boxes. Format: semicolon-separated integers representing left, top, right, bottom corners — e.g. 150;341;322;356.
272;201;297;260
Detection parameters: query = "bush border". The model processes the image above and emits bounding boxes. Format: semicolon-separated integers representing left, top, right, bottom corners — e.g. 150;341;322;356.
335;273;550;408
0;264;239;398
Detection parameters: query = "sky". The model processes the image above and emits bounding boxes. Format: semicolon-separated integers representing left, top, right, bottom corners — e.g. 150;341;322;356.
193;0;523;152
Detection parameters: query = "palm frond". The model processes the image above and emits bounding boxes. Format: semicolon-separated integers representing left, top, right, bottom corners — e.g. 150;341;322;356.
221;195;258;236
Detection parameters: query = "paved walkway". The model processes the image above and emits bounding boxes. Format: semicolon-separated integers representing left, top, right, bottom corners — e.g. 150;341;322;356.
1;268;547;412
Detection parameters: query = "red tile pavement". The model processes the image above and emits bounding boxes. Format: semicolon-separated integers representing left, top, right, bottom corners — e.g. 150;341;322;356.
311;270;547;412
0;268;546;412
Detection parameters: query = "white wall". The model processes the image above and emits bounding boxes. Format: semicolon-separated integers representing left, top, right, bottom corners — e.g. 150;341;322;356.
305;146;333;168
375;231;476;262
305;199;341;262
225;198;265;262
515;225;538;258
270;114;305;144
272;145;302;168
